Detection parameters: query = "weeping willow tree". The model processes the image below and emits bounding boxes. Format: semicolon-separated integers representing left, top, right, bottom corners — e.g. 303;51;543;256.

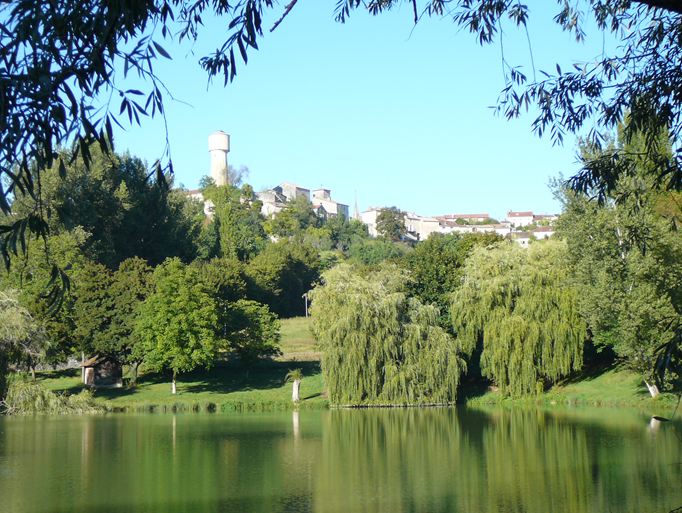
310;264;465;406
451;240;586;398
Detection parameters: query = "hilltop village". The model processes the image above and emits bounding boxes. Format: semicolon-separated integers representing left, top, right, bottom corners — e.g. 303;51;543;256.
188;131;558;246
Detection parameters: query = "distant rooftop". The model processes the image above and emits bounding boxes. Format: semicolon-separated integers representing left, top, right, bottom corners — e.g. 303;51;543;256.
437;213;489;219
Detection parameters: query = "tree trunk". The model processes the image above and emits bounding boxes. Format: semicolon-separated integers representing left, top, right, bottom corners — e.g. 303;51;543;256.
644;380;660;398
171;372;177;395
81;351;85;381
132;362;140;386
30;365;36;382
292;379;300;402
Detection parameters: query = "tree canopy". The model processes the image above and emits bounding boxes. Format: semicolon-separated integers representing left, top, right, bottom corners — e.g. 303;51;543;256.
135;258;220;392
3;1;682;277
556;128;682;393
311;264;466;405
451;240;586;397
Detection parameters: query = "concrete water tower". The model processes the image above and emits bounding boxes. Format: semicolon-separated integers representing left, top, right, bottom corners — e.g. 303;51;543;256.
208;131;230;186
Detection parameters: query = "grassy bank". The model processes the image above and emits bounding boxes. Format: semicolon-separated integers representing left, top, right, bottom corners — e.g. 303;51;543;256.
35;317;326;413
29;317;680;415
277;316;319;361
37;361;326;413
464;367;680;413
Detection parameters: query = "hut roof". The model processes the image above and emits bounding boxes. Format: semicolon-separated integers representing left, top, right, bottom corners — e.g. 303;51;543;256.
80;355;118;367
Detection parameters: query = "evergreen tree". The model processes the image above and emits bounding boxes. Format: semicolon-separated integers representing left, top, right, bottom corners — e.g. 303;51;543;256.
72;261;114;358
108;257;153;381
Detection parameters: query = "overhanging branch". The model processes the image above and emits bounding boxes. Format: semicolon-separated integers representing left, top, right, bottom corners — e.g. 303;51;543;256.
635;0;682;15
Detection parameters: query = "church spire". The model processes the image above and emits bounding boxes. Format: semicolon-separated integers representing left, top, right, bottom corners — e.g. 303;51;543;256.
353;190;360;220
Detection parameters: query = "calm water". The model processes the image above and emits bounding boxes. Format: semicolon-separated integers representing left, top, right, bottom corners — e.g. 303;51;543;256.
0;407;681;513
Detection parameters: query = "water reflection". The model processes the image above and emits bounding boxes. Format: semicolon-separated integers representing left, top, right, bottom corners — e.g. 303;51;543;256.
0;407;680;513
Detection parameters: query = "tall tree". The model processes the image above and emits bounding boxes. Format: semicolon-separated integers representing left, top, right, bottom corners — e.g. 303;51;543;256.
108;257;154;382
311;264;466;405
8;144;201;268
557;130;682;394
246;239;321;317
71;261;114;358
376;207;406;242
135;258;220;394
451;241;586;397
202;183;267;261
405;232;501;319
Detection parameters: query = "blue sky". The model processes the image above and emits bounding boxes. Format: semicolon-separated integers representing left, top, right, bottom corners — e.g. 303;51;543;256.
112;2;613;220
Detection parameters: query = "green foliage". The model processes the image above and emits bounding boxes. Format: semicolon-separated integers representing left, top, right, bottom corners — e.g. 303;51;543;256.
557;142;682;389
193;257;247;303
72;260;114;356
0;230;92;364
135;258;220;383
325;216;369;251
203;184;267;261
376;207;406;241
265;196;320;238
0;290;46;398
405;232;501;317
224;299;281;366
348;239;409;266
107;257;153;369
451;241;586;398
10;145;200;268
246;240;321;317
1;379;102;415
284;368;303;383
311;264;465;406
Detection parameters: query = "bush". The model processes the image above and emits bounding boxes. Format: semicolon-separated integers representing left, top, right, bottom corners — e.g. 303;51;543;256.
1;379;103;415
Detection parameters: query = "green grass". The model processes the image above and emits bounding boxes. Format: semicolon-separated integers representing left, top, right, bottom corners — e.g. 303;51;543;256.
464;367;680;413
278;316;319;361
36;361;326;413
32;316;324;414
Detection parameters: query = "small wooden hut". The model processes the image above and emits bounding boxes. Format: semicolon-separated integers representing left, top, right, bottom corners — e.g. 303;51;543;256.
81;356;123;388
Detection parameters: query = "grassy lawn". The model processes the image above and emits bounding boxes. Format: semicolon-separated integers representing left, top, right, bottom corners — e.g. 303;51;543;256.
31;317;680;415
37;361;326;412
34;317;324;413
278;316;319;361
465;366;680;412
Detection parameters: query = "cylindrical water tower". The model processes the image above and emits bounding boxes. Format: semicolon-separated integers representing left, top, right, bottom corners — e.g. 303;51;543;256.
208;131;230;186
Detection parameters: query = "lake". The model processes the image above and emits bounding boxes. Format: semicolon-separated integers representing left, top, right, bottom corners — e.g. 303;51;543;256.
0;407;680;513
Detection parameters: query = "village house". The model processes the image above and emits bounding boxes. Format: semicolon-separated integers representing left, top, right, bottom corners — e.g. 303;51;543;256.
311;188;350;220
275;182;311;202
506;211;535;227
404;212;441;241
360;208;380;237
437;213;490;223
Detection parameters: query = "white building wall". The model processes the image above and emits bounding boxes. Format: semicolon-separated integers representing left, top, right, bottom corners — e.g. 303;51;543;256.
360;209;379;237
